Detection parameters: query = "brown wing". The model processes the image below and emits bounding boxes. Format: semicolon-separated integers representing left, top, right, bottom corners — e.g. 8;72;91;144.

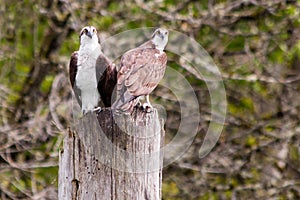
69;51;82;106
96;53;117;107
113;48;167;109
126;51;167;96
125;49;167;96
69;51;78;88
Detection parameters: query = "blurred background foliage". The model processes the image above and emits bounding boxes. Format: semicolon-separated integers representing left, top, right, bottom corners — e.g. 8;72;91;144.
0;0;300;199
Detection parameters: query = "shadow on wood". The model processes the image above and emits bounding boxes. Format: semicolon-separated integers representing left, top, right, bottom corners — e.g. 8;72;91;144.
59;108;165;200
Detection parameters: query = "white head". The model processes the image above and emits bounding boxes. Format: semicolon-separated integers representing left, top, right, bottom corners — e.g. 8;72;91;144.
151;28;168;51
79;26;100;51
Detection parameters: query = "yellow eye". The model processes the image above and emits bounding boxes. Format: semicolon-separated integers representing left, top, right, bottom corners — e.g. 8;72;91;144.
157;30;161;35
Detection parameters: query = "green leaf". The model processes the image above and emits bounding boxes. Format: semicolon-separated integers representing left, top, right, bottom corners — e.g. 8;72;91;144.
40;75;54;93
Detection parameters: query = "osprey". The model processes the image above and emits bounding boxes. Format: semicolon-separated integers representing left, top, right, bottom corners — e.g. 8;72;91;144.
112;28;168;113
69;26;117;114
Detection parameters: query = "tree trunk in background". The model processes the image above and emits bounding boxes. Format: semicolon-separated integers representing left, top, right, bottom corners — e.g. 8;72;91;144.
58;108;165;200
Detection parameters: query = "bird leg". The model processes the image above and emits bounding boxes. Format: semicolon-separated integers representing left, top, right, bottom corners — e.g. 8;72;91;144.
135;96;142;107
142;95;153;112
82;109;88;116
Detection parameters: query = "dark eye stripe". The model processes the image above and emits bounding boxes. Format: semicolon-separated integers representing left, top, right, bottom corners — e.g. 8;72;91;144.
80;28;88;36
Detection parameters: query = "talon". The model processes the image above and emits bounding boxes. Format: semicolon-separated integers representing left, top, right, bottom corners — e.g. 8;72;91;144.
134;96;142;108
136;101;142;108
141;95;153;112
142;103;153;113
93;107;102;113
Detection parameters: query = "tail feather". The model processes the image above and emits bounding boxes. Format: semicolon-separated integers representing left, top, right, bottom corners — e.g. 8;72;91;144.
112;90;137;114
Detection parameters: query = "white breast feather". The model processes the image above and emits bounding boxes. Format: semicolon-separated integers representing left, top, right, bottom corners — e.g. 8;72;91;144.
76;44;101;114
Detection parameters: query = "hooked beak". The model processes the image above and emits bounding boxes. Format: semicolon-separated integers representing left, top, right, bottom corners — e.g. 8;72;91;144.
86;31;93;38
159;33;165;40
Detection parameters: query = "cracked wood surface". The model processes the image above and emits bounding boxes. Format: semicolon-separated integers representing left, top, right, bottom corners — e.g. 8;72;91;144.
59;108;164;200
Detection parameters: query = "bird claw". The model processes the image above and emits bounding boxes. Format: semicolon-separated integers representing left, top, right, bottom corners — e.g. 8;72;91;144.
136;101;142;108
142;103;153;113
93;107;102;113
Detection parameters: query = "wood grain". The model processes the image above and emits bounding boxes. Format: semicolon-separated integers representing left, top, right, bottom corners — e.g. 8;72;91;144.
59;108;164;200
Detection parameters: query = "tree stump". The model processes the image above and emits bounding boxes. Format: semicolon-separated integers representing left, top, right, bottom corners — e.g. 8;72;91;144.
58;108;165;200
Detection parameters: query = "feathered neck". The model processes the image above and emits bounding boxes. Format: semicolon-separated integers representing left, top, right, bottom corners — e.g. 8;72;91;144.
79;39;101;55
139;40;156;49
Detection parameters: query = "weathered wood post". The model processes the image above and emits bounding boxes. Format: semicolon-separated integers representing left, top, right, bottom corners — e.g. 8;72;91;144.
58;108;165;199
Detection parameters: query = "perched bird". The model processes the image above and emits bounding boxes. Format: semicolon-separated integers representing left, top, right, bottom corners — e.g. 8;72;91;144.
112;28;168;113
69;26;117;114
